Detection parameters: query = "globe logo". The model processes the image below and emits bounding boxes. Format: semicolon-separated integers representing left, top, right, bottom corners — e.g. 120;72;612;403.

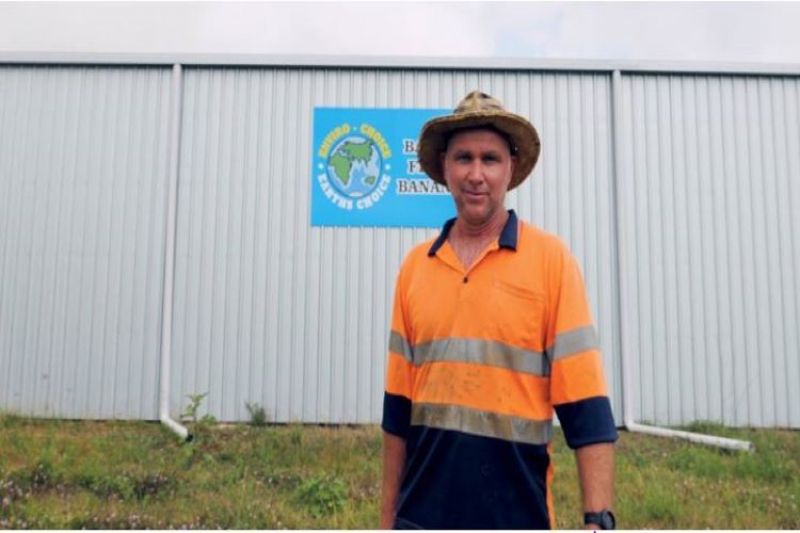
325;135;383;199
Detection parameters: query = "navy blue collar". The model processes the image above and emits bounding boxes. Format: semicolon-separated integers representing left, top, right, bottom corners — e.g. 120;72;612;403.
427;209;519;256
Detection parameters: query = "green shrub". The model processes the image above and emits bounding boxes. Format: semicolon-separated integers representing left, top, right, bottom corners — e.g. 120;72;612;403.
245;402;268;427
293;474;347;518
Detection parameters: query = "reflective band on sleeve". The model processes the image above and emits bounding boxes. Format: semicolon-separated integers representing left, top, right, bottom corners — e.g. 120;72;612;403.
411;402;553;446
414;337;549;376
546;325;598;361
389;330;414;362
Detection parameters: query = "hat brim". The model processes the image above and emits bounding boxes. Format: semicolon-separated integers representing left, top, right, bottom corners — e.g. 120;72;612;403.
417;110;541;190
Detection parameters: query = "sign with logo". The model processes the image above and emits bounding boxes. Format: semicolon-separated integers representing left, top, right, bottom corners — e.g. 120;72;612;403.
311;107;455;227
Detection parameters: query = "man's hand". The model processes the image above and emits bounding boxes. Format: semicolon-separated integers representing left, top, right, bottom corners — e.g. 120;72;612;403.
575;442;615;528
381;431;407;529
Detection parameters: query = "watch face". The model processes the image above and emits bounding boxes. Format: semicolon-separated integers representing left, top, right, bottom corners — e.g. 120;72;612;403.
600;510;616;530
586;510;616;530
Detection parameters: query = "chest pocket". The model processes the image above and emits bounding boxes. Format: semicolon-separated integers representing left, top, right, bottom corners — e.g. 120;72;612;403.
487;278;545;349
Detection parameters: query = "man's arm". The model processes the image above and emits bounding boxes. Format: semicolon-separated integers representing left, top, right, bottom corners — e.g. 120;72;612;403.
576;442;615;528
381;431;407;529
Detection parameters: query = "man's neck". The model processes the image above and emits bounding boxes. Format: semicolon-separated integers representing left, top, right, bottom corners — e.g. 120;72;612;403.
452;209;509;243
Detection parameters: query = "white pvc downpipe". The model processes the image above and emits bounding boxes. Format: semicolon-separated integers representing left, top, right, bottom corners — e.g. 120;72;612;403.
625;421;753;452
609;70;752;453
159;63;191;442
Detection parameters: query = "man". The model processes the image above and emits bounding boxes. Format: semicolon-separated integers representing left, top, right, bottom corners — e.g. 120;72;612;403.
381;91;618;530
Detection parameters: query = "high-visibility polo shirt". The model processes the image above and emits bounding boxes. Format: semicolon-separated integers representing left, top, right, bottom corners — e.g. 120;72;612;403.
382;209;618;529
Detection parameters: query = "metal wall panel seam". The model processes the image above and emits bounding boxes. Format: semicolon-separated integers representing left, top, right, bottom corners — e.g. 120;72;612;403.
779;79;800;426
57;68;84;417
37;67;66;416
238;69;257;421
734;77;757;426
785;79;800;425
766;78;791;426
79;69;104;417
141;68;166;419
1;68;23;411
0;69;10;409
719;77;738;425
102;69;122;417
23;67;50;416
144;69;171;420
12;69;36;414
122;71;143;418
684;77;708;422
6;68;27;413
2;67;24;412
744;77;766;426
671;75;693;423
754;78;779;426
701;76;723;422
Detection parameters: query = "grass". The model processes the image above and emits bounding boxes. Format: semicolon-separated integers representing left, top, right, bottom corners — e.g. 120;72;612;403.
1;413;798;529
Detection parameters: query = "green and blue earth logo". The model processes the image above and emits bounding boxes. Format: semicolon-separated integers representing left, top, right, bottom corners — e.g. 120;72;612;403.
326;135;383;199
316;123;392;211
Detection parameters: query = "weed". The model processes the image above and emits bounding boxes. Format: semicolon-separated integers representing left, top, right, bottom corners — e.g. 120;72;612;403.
0;477;27;507
75;470;135;501
181;392;209;425
293;474;347;518
640;484;680;526
180;392;217;442
264;472;302;490
133;473;173;500
7;461;60;493
289;424;303;447
0;413;22;430
245;402;269;427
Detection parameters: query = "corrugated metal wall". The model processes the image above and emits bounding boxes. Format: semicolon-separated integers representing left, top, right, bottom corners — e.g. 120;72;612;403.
0;66;173;418
1;60;797;428
170;68;620;423
617;74;800;427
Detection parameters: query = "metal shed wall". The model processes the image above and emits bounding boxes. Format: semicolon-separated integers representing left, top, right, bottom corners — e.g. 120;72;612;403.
616;74;800;427
170;67;620;423
1;57;798;429
0;65;173;419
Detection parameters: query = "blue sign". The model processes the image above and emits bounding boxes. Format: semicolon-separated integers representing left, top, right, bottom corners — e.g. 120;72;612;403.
311;107;455;227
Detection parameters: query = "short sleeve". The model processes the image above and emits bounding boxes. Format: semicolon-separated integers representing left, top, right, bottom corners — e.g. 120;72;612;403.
546;248;618;449
381;266;415;439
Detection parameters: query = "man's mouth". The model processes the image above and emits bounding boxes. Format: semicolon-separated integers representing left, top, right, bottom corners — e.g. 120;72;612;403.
463;190;485;198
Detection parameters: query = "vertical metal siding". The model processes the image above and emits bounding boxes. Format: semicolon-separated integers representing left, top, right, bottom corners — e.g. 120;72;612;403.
4;61;795;428
0;66;172;419
170;67;620;423
618;74;800;427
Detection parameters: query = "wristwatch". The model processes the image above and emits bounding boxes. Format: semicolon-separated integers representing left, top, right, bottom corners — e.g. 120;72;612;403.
584;509;616;530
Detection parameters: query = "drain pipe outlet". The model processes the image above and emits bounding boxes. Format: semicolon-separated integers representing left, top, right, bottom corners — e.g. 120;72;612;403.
625;420;753;452
158;63;191;442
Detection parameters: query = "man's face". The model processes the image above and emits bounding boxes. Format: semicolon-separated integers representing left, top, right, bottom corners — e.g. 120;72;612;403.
441;128;516;228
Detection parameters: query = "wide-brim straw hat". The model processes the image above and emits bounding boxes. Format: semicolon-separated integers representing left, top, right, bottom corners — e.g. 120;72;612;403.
417;91;541;190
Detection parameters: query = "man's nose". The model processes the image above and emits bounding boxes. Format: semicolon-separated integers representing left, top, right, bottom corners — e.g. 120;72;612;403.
466;160;485;182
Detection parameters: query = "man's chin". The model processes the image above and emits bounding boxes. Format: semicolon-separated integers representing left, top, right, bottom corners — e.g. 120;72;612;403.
458;207;494;227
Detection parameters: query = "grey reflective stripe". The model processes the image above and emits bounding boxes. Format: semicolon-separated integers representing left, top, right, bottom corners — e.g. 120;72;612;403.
389;330;414;362
414;337;548;376
411;403;553;446
547;326;598;361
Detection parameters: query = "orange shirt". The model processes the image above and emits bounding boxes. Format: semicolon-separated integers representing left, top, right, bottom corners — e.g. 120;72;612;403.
383;210;617;529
